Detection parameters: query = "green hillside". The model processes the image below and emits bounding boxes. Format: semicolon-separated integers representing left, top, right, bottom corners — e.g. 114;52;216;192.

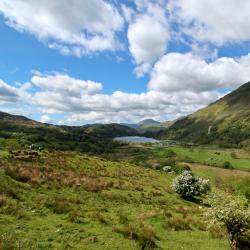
0;111;250;249
161;81;250;147
0;150;238;250
0;111;137;153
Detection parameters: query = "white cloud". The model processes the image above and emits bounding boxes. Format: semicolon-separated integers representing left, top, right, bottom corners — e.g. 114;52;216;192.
127;3;170;76
61;89;219;124
40;114;51;123
21;72;220;124
169;0;250;45
121;4;134;23
0;0;124;55
31;74;102;96
0;79;20;103
134;63;152;78
1;50;250;125
128;14;169;63
0;68;239;124
149;53;250;93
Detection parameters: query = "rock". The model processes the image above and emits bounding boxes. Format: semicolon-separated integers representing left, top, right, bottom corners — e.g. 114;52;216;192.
152;163;161;170
162;166;172;172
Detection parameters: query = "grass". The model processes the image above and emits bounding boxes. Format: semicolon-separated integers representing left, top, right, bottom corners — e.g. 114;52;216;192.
111;142;250;171
151;146;250;171
0;150;235;249
0;149;9;158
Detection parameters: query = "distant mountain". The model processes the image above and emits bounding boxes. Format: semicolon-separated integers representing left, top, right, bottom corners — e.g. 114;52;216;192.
161;81;250;147
121;119;176;138
138;119;160;125
0;111;137;153
121;119;160;129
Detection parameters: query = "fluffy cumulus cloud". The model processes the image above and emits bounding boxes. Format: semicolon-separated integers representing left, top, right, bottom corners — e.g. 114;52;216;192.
0;0;124;55
128;12;169;64
127;2;170;77
0;79;31;103
168;0;250;45
0;71;214;123
0;72;222;124
31;74;102;96
149;53;250;93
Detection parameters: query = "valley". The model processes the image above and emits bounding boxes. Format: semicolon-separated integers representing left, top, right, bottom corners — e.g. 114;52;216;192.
1;82;250;249
0;128;249;249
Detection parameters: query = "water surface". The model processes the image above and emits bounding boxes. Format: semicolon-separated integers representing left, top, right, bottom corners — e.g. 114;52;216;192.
114;136;159;143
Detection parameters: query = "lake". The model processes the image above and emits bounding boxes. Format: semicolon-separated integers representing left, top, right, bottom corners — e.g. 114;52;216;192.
114;136;160;143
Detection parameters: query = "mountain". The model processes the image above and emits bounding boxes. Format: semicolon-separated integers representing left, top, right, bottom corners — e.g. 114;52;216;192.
121;119;173;137
160;81;250;147
0;111;137;153
138;119;160;125
0;111;41;126
121;119;160;129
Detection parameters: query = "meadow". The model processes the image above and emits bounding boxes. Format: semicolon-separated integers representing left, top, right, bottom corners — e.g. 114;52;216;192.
153;145;250;171
1;143;250;249
111;142;250;171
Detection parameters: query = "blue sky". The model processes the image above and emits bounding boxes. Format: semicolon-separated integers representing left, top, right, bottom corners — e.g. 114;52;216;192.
1;0;250;124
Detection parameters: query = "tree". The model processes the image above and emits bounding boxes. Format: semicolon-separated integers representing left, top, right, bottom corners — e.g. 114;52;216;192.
172;171;210;200
206;192;250;250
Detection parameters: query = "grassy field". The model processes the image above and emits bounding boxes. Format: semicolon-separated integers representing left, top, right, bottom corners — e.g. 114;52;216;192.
111;143;250;171
0;151;235;249
160;146;250;171
0;149;9;158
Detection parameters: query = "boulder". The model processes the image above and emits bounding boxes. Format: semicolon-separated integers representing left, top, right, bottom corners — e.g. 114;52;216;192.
152;163;161;170
162;166;172;172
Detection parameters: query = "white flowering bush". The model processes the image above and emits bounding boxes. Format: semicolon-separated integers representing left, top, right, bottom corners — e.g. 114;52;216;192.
172;171;210;200
206;192;250;250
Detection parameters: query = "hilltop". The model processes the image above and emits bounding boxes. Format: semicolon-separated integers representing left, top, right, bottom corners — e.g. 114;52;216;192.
160;81;250;147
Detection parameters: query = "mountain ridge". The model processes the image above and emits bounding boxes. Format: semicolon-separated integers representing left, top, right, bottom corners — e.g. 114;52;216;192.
160;81;250;146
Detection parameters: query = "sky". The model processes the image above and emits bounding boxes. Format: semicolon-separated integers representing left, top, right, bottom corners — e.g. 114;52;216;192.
1;0;250;125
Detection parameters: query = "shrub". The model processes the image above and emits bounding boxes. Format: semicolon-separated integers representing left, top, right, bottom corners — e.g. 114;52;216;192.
172;171;210;200
172;164;190;174
165;149;176;158
223;161;233;169
230;152;238;159
206;192;250;250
